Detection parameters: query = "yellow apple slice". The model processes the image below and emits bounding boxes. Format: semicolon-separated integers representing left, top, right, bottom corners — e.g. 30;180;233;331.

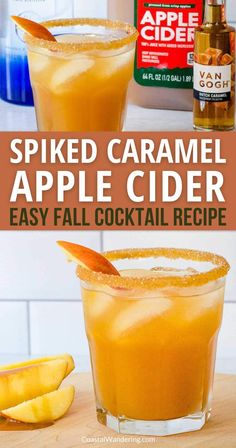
1;386;75;423
0;359;67;410
11;16;56;41
57;241;120;276
0;354;74;378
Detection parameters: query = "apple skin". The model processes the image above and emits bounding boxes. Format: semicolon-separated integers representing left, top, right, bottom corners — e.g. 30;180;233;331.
57;241;120;276
11;16;56;41
0;354;75;378
0;359;68;410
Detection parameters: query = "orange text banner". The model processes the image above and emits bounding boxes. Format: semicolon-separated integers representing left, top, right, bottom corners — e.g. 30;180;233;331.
0;132;235;230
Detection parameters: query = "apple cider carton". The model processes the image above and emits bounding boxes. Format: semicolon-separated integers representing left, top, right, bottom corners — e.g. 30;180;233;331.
108;0;204;110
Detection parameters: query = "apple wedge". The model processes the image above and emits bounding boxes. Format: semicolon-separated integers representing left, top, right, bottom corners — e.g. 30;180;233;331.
0;354;74;378
1;386;75;423
57;241;120;276
0;359;67;410
11;16;56;41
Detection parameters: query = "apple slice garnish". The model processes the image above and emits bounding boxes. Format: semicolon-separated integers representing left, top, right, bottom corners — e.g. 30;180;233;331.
57;241;120;276
1;386;75;424
0;354;74;379
11;16;56;41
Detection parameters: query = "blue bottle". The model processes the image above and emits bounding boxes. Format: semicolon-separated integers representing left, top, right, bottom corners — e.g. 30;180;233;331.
0;0;74;106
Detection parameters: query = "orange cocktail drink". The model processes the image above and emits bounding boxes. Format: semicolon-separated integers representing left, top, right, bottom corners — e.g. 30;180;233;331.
25;19;138;131
79;248;229;436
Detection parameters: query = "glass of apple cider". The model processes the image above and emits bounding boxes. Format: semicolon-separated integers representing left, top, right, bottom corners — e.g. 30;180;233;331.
78;248;230;436
25;19;138;131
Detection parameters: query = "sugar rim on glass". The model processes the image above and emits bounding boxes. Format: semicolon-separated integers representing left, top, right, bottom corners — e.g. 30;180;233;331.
24;18;139;53
76;248;230;289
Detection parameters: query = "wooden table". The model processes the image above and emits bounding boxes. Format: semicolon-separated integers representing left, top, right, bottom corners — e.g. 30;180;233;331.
0;373;235;448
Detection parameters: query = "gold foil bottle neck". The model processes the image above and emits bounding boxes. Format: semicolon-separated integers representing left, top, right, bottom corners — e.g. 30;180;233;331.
208;0;224;5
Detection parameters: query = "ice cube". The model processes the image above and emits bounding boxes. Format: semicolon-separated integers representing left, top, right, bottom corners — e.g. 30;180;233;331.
121;269;161;278
28;52;50;75
110;299;171;339
51;58;95;90
121;268;198;278
88;294;113;320
99;48;134;78
56;34;88;43
56;33;111;44
151;267;198;277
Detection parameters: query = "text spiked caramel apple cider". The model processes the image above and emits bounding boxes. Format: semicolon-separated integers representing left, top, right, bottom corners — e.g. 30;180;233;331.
58;243;230;437
20;18;138;131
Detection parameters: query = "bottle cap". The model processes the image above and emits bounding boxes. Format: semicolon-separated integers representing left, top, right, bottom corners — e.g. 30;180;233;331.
208;0;224;5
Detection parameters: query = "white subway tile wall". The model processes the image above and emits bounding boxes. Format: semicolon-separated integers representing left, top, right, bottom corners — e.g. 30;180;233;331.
217;303;236;359
0;232;101;300
0;302;28;355
29;301;89;358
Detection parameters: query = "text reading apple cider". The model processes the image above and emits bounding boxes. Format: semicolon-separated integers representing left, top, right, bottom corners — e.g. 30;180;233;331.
9;138;225;204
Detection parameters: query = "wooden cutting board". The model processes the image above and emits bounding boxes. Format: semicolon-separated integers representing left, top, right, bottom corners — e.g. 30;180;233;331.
0;373;235;448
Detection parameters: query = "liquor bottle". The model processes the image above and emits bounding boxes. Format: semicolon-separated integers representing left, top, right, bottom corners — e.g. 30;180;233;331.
193;0;235;130
0;0;74;106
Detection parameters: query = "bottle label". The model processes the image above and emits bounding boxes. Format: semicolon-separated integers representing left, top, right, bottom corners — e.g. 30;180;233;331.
194;62;232;102
134;0;204;89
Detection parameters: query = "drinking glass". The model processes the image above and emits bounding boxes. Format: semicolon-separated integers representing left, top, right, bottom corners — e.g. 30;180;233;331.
78;248;230;436
25;18;138;131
